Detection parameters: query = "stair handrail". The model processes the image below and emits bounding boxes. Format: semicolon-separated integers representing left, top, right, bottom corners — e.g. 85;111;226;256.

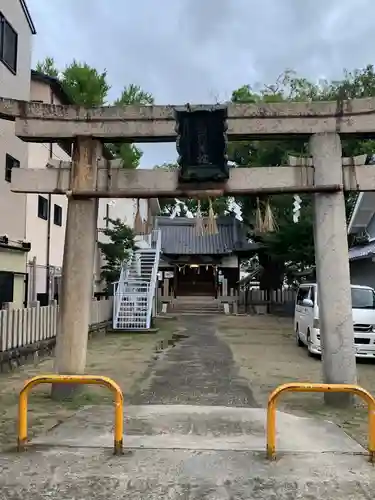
113;249;133;327
146;229;162;328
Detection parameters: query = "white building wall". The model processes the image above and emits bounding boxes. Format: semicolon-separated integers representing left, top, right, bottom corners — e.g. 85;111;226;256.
0;1;34;307
26;79;71;298
0;0;32;241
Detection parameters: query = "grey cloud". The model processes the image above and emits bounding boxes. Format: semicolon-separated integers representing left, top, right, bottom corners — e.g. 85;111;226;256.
27;0;375;166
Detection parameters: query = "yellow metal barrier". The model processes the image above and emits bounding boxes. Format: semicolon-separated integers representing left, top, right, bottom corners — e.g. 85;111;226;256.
17;375;124;454
267;383;375;462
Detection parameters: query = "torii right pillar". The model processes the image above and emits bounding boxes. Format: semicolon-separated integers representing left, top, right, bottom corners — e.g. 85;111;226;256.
310;132;357;407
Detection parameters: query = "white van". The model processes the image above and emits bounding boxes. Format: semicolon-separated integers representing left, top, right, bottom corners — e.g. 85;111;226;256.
294;283;375;358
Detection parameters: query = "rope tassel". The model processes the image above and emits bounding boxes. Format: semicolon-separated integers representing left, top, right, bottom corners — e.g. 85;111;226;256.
263;199;278;232
255;197;264;233
195;200;204;236
206;198;218;235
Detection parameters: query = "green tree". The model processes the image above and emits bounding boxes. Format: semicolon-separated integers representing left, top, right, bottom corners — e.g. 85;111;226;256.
35;57;154;169
61;60;110;107
107;84;154;168
98;218;135;293
230;66;375;288
35;56;59;77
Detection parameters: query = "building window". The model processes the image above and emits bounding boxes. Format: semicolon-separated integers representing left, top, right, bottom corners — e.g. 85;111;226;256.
4;153;20;182
0;13;18;74
53;204;62;226
38;196;48;221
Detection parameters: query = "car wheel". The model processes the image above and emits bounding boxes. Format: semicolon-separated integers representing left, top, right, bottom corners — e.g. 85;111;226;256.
295;325;304;347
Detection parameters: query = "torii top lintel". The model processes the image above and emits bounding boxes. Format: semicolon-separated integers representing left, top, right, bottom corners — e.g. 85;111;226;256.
1;96;375;143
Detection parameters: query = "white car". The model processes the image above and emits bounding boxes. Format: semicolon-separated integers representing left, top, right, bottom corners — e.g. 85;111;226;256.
294;283;375;359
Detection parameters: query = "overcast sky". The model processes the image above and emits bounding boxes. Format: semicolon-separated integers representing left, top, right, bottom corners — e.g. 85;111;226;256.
28;0;375;167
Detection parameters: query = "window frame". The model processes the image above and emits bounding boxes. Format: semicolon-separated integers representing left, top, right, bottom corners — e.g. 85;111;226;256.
296;286;310;305
53;204;62;227
309;285;315;305
0;12;18;74
38;195;48;221
4;153;20;183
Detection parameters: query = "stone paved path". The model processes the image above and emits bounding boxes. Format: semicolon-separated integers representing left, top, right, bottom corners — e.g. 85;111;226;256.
129;315;258;407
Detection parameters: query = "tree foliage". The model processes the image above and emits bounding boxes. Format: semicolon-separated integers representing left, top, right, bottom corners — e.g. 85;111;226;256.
98;218;135;292
230;66;375;286
107;84;154;169
35;56;59;78
35;57;154;169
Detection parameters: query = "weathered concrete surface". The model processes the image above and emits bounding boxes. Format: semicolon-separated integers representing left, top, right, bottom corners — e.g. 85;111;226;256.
1;95;375;141
0;405;373;499
11;165;319;197
1;447;374;499
311;133;357;406
129;315;258;407
31;404;364;454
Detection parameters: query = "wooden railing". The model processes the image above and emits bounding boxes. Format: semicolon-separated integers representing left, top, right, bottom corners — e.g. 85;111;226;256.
239;289;296;306
0;299;112;353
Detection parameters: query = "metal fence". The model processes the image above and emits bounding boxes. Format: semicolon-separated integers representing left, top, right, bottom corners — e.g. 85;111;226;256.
0;299;112;353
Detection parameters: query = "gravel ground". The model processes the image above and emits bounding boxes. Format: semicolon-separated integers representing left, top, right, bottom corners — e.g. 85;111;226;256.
217;314;375;448
1;313;373;451
0;318;179;450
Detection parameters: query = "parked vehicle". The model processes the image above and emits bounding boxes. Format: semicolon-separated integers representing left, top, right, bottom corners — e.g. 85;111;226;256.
294;283;375;358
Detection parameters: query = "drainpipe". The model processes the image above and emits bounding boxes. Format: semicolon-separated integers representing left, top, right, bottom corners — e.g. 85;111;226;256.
45;87;53;301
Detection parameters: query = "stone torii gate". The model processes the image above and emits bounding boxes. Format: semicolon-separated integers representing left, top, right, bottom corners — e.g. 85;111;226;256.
2;97;375;405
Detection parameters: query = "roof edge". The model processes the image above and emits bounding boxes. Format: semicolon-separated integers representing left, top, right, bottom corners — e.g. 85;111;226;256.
348;192;364;234
20;0;36;34
31;70;71;105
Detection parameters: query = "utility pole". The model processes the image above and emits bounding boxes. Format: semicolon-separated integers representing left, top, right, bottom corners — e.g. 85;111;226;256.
310;132;357;407
51;137;99;400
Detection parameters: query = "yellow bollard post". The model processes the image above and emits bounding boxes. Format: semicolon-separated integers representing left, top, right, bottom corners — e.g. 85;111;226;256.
17;374;124;454
267;382;375;462
266;398;276;460
114;389;124;455
17;390;28;451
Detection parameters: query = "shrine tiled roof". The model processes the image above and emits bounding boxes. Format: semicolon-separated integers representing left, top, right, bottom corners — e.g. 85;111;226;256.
349;241;375;261
154;215;259;255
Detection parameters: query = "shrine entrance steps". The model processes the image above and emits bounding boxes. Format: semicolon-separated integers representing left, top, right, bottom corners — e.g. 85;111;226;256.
171;295;223;315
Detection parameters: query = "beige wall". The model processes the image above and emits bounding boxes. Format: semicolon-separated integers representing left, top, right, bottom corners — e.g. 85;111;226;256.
0;248;27;307
0;1;33;306
26;79;71;296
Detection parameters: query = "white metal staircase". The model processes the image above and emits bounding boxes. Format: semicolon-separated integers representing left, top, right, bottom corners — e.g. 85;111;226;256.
113;230;161;330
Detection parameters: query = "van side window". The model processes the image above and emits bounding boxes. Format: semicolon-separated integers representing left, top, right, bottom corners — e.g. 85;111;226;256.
296;287;310;305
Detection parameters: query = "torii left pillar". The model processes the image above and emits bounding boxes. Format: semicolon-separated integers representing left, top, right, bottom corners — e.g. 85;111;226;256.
51;137;100;400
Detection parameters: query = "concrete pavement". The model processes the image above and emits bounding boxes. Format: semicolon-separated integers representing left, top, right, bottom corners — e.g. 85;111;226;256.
1;316;374;498
0;404;373;499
